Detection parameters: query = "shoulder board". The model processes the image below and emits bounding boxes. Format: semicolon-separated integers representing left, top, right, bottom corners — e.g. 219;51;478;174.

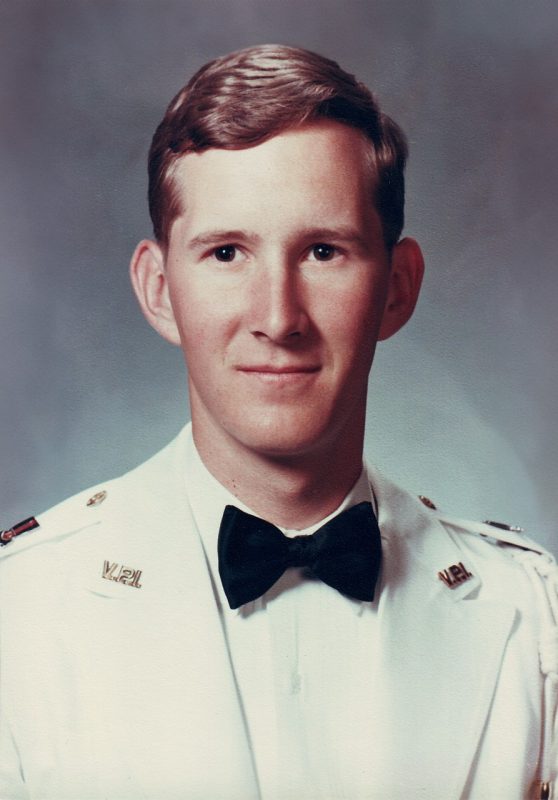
0;485;110;559
417;494;549;557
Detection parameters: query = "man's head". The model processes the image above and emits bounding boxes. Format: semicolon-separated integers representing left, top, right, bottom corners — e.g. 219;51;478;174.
131;45;423;471
148;44;408;252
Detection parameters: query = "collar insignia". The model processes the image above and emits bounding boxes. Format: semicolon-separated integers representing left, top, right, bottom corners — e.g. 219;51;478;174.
102;560;142;589
438;561;473;589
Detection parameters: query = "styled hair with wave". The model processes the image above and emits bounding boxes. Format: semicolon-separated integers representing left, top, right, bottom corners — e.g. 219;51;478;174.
148;44;408;250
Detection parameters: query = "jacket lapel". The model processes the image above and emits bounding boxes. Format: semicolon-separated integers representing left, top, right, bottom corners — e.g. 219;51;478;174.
370;467;517;797
78;428;260;798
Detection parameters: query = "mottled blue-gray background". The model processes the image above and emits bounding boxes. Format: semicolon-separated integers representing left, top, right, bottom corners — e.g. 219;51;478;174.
1;0;557;549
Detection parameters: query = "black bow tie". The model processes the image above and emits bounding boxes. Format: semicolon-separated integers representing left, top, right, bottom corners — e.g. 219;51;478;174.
217;501;382;609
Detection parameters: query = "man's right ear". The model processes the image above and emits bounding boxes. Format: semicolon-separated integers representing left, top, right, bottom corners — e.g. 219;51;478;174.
129;240;181;346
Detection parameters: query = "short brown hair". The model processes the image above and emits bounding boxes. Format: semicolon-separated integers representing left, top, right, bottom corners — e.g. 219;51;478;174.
148;44;408;249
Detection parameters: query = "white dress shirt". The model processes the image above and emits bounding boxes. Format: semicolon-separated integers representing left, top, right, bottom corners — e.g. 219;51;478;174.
184;435;384;800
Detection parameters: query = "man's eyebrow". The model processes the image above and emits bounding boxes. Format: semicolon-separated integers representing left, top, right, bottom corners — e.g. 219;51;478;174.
186;230;260;249
185;226;370;250
298;227;369;246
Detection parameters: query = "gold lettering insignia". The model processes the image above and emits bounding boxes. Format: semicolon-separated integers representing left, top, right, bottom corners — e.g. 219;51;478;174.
438;562;473;589
102;560;142;588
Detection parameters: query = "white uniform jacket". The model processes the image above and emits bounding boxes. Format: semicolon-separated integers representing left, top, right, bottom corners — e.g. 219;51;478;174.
0;425;557;800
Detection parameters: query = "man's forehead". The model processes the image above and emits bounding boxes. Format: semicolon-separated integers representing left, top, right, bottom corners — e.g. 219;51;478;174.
169;121;376;221
176;120;369;172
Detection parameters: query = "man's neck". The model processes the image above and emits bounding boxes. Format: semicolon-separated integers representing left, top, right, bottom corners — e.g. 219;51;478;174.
191;420;365;530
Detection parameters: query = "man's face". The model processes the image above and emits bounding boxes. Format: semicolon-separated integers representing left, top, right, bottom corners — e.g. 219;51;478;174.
141;121;419;461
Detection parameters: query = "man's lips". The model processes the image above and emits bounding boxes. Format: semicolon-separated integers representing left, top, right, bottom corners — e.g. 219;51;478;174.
235;364;321;384
236;364;321;374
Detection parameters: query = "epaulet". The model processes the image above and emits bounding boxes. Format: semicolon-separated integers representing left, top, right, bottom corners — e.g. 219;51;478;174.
0;486;110;559
417;494;550;557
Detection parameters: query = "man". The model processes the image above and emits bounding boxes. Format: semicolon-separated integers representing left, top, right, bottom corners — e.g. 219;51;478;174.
0;44;556;800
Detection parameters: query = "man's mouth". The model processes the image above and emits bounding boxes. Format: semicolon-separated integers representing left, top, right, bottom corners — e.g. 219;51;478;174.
236;364;321;384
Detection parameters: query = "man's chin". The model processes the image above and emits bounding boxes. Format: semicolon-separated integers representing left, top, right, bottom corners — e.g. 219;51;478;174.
229;417;338;462
191;399;353;463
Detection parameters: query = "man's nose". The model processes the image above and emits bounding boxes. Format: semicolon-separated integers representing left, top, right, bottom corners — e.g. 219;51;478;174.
249;261;310;343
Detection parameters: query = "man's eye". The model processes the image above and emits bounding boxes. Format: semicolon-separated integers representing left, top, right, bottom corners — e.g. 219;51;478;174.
310;243;336;261
213;245;237;262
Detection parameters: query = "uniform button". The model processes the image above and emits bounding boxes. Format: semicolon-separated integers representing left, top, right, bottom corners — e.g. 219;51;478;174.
87;490;107;507
419;495;437;510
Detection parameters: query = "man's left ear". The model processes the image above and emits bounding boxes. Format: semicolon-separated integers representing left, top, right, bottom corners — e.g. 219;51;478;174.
129;239;181;346
378;237;424;341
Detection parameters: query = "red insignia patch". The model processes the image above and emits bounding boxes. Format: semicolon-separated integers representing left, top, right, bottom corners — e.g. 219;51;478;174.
0;517;39;547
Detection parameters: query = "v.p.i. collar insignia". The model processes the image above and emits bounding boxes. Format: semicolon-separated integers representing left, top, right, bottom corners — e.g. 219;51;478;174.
102;559;143;589
438;561;474;589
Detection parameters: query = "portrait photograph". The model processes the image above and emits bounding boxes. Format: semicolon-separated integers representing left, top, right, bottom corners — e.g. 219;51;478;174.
1;1;557;798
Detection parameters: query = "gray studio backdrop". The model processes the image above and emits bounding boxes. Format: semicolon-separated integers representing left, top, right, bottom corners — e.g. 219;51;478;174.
1;0;557;549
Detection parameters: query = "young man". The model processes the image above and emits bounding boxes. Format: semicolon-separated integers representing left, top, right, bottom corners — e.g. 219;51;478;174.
1;44;556;800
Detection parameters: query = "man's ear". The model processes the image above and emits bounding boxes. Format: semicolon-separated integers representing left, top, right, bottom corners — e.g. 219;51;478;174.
378;237;425;341
129;239;181;346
